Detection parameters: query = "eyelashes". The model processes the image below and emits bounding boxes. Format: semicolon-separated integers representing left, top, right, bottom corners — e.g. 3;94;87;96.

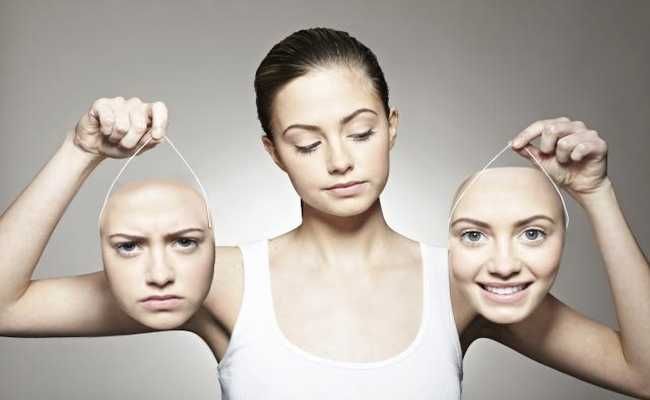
112;238;200;257
459;228;547;247
294;129;376;155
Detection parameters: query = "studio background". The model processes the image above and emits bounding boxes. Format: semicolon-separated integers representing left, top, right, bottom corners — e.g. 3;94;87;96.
1;1;648;399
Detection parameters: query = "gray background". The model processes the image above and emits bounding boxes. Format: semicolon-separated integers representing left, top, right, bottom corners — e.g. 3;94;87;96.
1;0;648;399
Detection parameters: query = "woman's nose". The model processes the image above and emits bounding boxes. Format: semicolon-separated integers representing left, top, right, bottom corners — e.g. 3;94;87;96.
486;241;522;279
326;139;354;175
145;247;175;288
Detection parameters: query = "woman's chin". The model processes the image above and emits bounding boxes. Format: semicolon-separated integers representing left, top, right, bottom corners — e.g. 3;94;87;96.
311;195;379;218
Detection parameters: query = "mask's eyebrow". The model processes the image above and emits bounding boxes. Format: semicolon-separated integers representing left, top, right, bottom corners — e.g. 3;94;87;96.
513;215;556;227
281;108;378;137
108;228;205;241
108;233;146;241
163;227;205;239
450;215;556;230
450;218;489;229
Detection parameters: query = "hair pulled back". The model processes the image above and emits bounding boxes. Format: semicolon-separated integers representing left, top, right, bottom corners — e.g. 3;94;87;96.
254;27;390;139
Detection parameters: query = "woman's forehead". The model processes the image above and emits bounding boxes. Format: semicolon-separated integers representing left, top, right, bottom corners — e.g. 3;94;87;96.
271;66;382;131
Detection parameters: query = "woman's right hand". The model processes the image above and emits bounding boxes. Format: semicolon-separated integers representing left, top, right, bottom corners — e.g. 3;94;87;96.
71;96;168;160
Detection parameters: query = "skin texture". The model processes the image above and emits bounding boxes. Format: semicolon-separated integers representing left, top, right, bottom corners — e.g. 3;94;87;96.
100;180;215;330
448;167;565;324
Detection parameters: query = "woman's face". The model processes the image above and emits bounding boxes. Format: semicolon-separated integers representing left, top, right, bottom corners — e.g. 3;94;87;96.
448;167;565;324
263;65;398;217
100;181;215;330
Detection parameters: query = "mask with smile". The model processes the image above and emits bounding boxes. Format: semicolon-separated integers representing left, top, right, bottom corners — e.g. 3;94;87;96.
448;166;567;324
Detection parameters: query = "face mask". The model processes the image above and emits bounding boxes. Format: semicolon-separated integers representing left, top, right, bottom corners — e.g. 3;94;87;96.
448;142;570;231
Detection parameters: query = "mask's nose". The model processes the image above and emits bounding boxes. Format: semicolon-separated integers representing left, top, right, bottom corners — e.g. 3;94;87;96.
486;239;522;280
145;245;175;288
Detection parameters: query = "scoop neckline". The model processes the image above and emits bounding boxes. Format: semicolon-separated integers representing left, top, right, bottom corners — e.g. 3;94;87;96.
263;238;430;370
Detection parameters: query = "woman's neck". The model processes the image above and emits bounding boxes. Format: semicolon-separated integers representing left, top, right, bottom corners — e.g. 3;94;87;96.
290;199;401;272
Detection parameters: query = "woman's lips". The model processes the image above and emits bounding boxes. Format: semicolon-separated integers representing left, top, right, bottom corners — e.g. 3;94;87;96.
477;282;533;304
325;181;366;197
140;295;183;311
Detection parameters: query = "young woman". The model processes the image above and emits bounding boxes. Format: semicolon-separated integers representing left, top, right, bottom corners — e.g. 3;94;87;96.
0;28;648;399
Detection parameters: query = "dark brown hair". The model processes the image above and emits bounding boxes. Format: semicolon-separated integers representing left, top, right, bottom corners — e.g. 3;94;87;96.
254;27;390;139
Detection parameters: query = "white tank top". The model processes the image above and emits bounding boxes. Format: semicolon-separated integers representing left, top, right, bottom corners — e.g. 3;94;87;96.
216;239;463;399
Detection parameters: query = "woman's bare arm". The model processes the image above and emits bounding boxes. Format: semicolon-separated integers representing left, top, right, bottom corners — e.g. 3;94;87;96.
484;119;650;398
489;184;649;398
0;97;170;337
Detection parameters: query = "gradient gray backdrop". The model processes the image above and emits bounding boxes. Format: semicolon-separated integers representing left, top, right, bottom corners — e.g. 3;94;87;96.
1;1;648;399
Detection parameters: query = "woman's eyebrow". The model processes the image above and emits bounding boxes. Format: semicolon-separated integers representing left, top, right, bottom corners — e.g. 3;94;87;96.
282;108;377;136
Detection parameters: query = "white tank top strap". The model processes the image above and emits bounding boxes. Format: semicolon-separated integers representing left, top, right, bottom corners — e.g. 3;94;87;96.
217;239;276;373
424;244;463;370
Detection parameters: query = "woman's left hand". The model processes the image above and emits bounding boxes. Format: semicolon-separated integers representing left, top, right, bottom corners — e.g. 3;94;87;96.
511;117;609;200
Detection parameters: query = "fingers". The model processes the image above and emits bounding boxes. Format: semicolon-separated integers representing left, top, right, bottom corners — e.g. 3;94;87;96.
539;121;585;154
150;101;168;140
79;96;167;158
512;117;607;165
90;98;115;137
121;101;149;150
569;135;607;162
106;97;167;151
554;129;600;163
110;103;130;144
511;117;570;149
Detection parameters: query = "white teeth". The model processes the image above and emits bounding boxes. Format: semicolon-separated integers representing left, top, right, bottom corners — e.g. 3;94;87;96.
484;284;526;295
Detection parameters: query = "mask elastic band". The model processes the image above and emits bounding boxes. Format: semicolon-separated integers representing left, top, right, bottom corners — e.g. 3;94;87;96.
448;142;570;230
97;135;213;229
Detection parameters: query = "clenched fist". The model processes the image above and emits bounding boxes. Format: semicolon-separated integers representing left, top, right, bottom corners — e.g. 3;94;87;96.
72;97;168;159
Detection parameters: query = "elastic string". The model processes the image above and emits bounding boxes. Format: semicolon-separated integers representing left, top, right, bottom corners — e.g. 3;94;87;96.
97;135;213;229
447;142;570;230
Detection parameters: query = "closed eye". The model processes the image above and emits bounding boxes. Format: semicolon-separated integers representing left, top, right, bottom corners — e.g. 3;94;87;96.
295;141;321;154
349;129;375;141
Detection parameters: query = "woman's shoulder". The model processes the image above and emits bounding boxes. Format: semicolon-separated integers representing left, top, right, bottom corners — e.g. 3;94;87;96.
214;244;244;268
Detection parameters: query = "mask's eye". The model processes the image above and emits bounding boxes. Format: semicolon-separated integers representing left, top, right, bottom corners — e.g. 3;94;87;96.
173;237;199;250
460;230;487;245
519;228;546;243
114;241;142;256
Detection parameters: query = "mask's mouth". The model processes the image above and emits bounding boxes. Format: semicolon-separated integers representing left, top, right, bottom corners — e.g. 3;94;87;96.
477;281;533;297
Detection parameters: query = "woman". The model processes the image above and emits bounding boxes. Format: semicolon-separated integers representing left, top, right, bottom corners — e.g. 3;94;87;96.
0;28;648;399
